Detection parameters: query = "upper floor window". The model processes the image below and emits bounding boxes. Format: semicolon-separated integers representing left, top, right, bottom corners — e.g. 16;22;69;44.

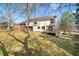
50;19;54;23
34;21;37;24
33;21;37;26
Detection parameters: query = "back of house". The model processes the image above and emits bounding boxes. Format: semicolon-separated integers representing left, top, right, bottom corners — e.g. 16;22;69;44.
25;16;56;33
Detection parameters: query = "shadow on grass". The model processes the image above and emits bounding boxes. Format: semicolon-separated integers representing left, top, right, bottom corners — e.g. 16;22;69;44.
38;33;79;56
12;47;45;56
10;37;45;56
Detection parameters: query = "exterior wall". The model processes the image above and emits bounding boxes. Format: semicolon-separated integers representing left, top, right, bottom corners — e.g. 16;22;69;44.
29;22;34;26
33;26;46;32
32;20;50;32
25;20;55;32
14;25;27;32
37;20;50;26
26;20;50;26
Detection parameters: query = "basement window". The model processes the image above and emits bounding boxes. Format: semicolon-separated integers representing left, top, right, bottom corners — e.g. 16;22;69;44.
42;26;45;29
38;26;40;29
48;26;53;31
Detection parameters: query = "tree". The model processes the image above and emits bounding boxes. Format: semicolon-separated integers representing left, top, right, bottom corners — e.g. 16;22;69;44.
0;3;51;55
0;21;8;29
75;3;79;28
8;3;40;55
0;4;33;31
0;4;16;31
59;11;74;34
1;3;75;55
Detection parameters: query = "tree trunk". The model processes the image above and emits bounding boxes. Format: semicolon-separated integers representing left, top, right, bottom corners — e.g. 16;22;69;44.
63;29;65;34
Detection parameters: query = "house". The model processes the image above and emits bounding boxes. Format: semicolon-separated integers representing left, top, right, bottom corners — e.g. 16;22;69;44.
14;21;27;31
25;16;56;33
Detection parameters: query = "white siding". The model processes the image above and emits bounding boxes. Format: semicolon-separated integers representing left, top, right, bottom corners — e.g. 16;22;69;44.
33;26;46;32
26;20;50;26
26;20;55;32
26;22;34;26
29;22;34;26
32;20;50;32
37;20;50;26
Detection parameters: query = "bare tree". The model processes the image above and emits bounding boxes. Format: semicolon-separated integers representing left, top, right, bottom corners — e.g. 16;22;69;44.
7;3;40;55
1;3;75;55
0;4;17;32
0;3;41;55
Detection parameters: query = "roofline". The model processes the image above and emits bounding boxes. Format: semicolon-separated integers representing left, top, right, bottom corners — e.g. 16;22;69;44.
19;16;56;24
26;15;56;22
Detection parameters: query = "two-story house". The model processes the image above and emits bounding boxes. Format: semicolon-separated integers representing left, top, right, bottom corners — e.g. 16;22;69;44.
26;16;56;33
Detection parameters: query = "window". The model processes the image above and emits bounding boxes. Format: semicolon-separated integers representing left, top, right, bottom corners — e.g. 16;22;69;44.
34;22;37;24
42;26;45;29
50;19;54;23
48;26;53;31
33;21;37;26
38;26;40;29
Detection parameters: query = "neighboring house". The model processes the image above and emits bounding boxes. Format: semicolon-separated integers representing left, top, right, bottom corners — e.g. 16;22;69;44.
25;16;56;33
14;22;27;31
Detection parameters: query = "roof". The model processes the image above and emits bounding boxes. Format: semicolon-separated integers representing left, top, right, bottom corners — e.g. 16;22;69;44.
19;21;26;25
19;16;56;25
27;16;56;22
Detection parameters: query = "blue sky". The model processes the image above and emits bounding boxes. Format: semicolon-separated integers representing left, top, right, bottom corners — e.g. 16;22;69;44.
0;3;77;24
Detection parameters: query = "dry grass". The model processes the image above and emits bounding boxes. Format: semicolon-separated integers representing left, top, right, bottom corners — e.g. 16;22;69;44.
0;30;72;56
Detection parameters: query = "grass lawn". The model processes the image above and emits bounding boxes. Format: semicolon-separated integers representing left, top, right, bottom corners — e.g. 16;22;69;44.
43;34;79;56
0;30;79;56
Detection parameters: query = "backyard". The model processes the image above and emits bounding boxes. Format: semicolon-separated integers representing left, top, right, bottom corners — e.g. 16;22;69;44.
0;30;79;56
0;3;79;56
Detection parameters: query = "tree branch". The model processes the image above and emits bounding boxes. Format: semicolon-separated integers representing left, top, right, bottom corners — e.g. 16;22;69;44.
8;33;24;44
